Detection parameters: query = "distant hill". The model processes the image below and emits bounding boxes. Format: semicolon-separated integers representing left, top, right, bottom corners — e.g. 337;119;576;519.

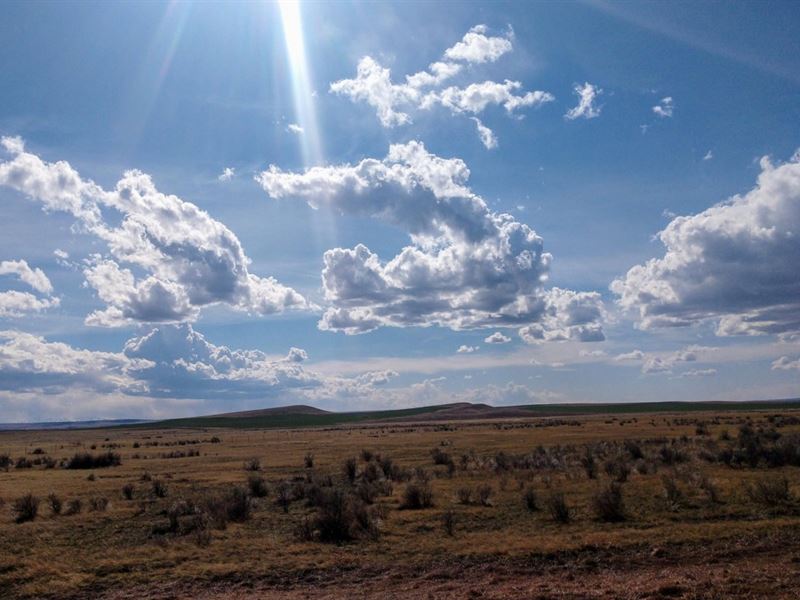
127;398;800;431
203;404;330;418
6;398;799;432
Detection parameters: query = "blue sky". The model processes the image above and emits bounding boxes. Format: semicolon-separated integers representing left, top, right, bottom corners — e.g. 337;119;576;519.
0;0;798;421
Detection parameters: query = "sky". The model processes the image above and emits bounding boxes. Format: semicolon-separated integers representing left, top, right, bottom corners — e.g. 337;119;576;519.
0;0;798;422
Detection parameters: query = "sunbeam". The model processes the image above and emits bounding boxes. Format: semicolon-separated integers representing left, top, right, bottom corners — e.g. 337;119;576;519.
277;0;339;271
278;0;324;167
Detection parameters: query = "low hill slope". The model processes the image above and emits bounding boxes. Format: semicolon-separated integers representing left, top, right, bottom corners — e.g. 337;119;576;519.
129;398;800;430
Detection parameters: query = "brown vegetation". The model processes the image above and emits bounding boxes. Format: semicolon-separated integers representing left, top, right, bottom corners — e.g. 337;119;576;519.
1;409;800;598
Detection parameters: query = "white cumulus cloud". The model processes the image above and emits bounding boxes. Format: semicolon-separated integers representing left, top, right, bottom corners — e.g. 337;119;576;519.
0;291;60;319
0;259;53;294
330;56;418;127
424;80;553;115
612;150;800;337
443;24;513;64
0;138;309;327
330;26;552;146
0;259;58;319
0;330;151;394
257;141;605;339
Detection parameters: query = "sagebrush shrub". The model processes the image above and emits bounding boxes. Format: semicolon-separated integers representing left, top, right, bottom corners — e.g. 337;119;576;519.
401;481;434;509
247;474;269;498
581;448;597;479
276;481;292;513
343;457;358;483
430;447;452;466
151;479;168;498
661;475;683;510
747;476;792;507
12;494;39;523
47;493;62;515
697;475;720;503
523;487;538;512
225;487;251;522
243;457;261;472
65;498;82;515
15;457;33;469
441;509;456;536
476;484;493;507
659;445;687;466
65;452;121;469
604;458;631;483
592;483;625;522
547;492;571;524
89;496;109;512
166;499;194;532
64;498;83;515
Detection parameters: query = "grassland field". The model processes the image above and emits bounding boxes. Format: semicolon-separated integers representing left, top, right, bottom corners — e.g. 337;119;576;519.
2;406;800;599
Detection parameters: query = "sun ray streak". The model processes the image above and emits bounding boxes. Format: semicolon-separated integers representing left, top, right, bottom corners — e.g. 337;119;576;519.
279;0;324;167
276;0;338;279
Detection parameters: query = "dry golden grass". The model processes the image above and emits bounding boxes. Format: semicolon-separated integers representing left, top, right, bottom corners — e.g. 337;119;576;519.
1;410;800;598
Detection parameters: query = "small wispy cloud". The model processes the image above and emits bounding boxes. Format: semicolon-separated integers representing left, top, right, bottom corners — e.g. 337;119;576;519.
676;368;717;378
772;356;800;371
287;123;304;135
217;167;235;182
457;344;479;354
579;349;607;357
471;117;498;149
652;96;674;118
703;150;713;161
484;331;510;344
565;82;602;120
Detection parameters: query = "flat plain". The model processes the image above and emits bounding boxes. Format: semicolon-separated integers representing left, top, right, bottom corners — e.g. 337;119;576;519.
2;404;800;599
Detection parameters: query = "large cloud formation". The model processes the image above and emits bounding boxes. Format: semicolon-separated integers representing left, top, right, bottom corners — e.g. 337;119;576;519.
0;324;399;408
0;137;308;326
0;323;506;420
122;324;320;399
0;330;151;394
330;25;553;147
612;150;800;337
258;141;605;339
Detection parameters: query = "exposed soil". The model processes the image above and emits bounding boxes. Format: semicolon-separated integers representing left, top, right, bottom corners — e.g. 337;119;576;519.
72;526;800;600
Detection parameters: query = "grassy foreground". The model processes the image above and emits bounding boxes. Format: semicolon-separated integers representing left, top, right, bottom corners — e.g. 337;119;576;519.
2;407;800;598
